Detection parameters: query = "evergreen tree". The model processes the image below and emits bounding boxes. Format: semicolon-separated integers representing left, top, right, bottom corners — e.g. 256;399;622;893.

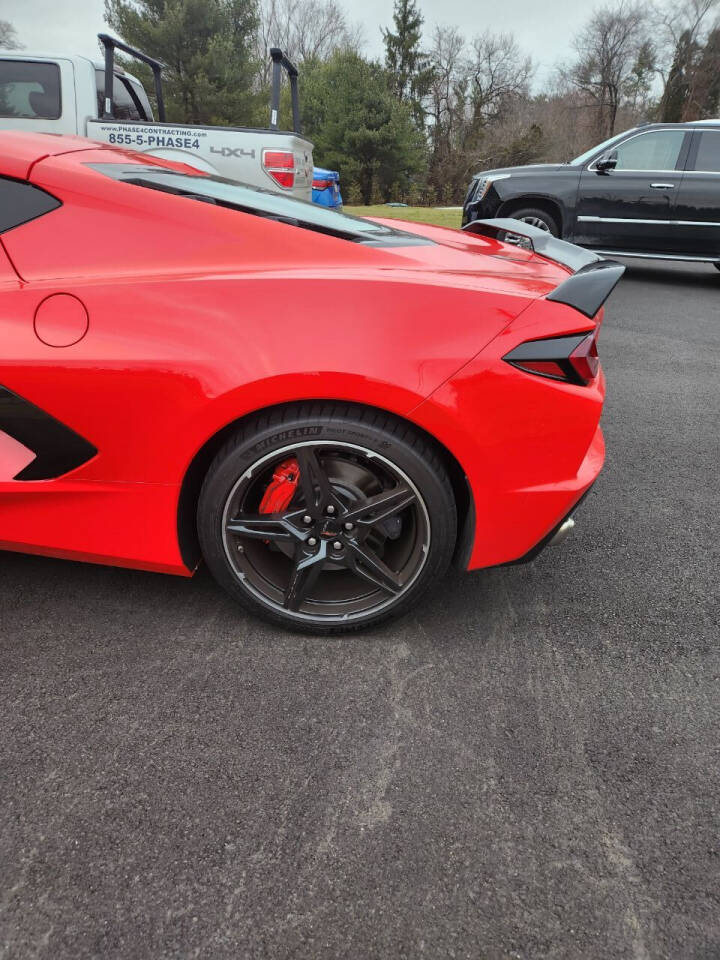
694;27;720;118
382;0;433;127
104;0;261;126
660;30;697;122
300;51;426;203
660;24;720;122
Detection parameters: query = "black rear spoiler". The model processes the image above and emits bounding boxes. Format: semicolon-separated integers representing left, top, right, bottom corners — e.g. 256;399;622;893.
463;217;625;319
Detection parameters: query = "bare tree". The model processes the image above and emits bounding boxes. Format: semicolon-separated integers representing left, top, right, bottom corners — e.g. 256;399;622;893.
562;1;652;138
654;0;719;57
256;0;362;84
426;26;467;198
427;29;464;145
0;20;23;50
424;27;535;199
468;33;534;127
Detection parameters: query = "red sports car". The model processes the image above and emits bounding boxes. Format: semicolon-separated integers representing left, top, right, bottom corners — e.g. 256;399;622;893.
0;132;623;632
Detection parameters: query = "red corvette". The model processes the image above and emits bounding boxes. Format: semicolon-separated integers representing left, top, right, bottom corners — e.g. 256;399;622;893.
0;132;623;632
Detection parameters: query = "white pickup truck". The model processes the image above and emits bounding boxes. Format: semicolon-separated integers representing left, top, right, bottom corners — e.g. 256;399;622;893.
0;34;313;199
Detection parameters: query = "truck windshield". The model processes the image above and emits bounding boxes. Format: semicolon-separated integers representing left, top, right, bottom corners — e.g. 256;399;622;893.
89;163;431;246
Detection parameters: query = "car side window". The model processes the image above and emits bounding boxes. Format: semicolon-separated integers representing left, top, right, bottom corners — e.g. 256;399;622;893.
691;131;720;172
0;177;62;233
0;60;61;119
612;130;686;171
94;70;149;121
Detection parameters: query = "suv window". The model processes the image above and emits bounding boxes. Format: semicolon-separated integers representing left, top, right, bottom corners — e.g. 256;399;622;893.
95;70;151;121
692;131;720;172
0;60;61;119
611;130;686;171
0;177;61;233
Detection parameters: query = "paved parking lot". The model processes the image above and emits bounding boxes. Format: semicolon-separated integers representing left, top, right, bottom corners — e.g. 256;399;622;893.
1;260;718;959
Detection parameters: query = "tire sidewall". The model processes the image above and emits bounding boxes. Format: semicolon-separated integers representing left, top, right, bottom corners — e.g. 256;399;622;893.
197;412;457;632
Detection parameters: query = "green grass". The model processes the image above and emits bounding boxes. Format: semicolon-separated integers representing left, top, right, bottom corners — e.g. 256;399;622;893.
344;205;462;229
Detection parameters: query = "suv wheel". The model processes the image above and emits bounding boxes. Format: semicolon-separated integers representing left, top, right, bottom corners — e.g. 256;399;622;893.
507;207;560;237
198;404;457;633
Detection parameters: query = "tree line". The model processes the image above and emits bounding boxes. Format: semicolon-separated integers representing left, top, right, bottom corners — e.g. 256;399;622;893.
3;0;719;203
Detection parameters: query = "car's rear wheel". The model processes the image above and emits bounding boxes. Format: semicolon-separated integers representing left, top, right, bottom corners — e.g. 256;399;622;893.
507;207;560;237
197;405;457;633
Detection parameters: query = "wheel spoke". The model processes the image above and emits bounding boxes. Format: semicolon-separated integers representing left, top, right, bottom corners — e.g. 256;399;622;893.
285;542;328;610
294;447;343;516
346;540;404;595
226;512;304;545
343;484;415;528
222;439;431;621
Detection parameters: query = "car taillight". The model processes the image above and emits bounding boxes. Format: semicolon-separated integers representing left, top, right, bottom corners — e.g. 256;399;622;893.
313;179;332;190
262;150;295;189
569;331;600;382
503;330;600;386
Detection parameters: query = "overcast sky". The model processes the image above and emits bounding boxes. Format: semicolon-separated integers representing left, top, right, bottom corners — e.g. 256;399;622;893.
3;0;608;86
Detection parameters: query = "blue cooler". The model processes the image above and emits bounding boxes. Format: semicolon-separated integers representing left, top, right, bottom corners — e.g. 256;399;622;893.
312;167;343;208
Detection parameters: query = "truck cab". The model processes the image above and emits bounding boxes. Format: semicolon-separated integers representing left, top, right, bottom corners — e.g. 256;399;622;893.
0;51;153;133
0;39;313;200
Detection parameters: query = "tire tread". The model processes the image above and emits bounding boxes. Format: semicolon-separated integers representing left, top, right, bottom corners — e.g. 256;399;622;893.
198;402;456;634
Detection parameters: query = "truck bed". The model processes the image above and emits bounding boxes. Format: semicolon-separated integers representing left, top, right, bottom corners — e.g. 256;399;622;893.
86;119;313;199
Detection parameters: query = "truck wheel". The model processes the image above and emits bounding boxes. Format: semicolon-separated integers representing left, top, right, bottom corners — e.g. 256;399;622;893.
508;207;560;237
197;404;457;633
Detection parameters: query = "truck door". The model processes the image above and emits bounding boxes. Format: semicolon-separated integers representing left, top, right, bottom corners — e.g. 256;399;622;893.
0;57;76;134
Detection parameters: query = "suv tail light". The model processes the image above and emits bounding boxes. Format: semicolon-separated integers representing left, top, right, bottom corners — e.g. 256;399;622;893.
262;150;295;189
504;330;600;386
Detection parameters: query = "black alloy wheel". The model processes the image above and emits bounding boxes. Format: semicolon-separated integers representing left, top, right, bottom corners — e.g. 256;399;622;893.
198;405;457;633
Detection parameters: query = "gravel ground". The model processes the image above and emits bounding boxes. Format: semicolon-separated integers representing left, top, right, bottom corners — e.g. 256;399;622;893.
1;259;718;960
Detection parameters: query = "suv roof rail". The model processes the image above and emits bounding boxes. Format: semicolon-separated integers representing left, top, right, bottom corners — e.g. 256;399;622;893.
98;33;165;122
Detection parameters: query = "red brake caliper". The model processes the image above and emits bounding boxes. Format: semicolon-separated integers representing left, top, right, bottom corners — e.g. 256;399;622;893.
258;457;300;514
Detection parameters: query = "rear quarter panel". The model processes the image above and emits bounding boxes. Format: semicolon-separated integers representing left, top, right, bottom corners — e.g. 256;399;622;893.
411;297;606;567
0;152;534;572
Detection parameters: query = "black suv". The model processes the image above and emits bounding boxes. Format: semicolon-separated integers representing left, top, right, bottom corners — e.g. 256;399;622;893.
462;121;720;269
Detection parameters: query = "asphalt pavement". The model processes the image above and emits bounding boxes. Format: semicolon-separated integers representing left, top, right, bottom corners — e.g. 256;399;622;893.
1;259;719;959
